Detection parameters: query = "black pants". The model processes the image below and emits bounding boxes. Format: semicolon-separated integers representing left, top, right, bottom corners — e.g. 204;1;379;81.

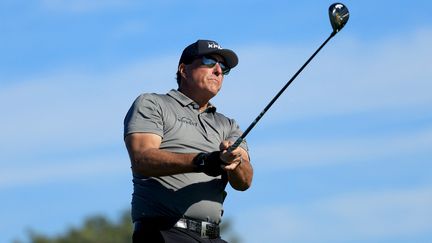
132;218;227;243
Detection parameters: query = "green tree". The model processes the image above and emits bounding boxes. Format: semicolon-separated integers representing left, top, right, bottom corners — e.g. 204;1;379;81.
20;210;241;243
25;211;132;243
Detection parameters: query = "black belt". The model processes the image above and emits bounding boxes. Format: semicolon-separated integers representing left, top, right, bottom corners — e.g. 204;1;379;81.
134;217;220;239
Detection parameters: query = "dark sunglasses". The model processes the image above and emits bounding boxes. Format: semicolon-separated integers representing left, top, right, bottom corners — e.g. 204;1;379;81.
201;56;230;75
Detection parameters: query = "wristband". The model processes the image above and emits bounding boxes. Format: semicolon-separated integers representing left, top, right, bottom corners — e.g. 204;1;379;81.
193;152;207;172
193;152;225;177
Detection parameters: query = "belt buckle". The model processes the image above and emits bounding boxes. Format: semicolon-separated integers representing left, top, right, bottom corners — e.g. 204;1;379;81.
175;219;187;229
201;221;210;238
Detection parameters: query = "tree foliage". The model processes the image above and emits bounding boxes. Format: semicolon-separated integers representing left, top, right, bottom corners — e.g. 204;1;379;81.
23;211;132;243
20;210;241;243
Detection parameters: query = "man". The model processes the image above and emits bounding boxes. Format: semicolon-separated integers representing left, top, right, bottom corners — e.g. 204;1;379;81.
124;39;253;243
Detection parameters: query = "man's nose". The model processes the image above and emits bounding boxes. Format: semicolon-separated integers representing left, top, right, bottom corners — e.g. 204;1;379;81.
212;63;223;76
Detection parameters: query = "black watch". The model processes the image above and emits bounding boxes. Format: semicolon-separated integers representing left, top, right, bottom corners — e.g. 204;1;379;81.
193;152;208;172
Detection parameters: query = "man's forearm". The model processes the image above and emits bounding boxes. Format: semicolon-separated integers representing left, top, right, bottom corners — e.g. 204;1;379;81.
227;155;253;191
131;148;197;177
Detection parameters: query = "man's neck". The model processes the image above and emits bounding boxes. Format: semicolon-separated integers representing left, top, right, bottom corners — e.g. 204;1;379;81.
178;88;210;111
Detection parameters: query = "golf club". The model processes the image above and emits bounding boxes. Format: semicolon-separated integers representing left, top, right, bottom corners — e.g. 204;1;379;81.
228;3;349;152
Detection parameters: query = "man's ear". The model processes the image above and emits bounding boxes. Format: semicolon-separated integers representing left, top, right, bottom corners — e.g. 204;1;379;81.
178;64;187;80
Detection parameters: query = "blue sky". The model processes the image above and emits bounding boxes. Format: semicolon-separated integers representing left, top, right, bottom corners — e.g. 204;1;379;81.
1;0;432;242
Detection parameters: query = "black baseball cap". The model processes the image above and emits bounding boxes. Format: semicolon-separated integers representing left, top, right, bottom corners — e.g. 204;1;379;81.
179;40;238;69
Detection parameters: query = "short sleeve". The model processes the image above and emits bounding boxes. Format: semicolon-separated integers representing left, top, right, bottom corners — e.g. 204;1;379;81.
123;94;164;138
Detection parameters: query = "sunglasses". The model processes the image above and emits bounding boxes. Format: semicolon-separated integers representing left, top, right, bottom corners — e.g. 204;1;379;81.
200;56;230;75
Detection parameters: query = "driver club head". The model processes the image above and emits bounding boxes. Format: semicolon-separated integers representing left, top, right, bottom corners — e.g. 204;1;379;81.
329;3;349;33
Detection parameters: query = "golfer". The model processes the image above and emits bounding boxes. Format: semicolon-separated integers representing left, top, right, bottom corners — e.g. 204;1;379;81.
124;39;253;243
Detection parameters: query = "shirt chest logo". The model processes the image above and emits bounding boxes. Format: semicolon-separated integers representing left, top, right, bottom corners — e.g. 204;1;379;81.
177;117;198;127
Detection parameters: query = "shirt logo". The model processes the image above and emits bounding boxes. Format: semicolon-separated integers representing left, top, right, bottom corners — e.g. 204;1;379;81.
177;117;198;127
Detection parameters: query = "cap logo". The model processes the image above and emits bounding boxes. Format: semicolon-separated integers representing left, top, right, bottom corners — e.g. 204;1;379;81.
208;42;222;49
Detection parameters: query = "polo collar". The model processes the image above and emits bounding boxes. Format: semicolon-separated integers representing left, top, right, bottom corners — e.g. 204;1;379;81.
167;89;217;113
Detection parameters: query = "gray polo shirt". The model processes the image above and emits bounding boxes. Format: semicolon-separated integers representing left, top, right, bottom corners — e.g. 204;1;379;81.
124;89;248;223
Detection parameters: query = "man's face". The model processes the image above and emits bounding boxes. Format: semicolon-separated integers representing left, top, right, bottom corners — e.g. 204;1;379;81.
181;54;226;99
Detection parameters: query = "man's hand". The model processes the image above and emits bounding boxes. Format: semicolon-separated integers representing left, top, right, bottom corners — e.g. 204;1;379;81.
193;140;249;178
219;141;243;171
220;140;253;191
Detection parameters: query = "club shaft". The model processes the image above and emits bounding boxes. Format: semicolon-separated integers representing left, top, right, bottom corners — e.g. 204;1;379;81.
228;32;336;152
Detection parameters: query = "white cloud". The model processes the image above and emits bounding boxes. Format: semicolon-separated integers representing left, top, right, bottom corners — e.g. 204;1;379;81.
235;186;432;243
0;56;178;188
214;28;432;124
251;125;432;170
0;153;130;189
0;56;176;156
